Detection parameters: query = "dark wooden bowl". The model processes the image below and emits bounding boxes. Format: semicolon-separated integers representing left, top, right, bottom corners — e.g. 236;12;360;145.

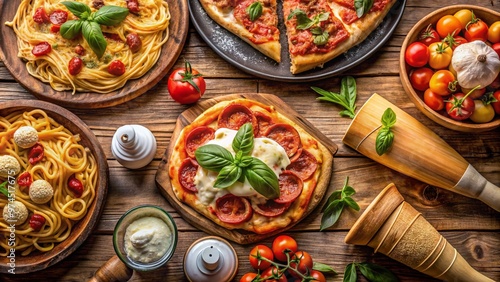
399;5;500;132
0;0;189;109
0;100;108;273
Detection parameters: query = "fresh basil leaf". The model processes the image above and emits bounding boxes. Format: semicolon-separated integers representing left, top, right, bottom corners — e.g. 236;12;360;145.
0;181;8;197
238;155;253;168
317;12;330;22
354;0;374;18
60;20;83;39
311;26;323;35
341;76;357;113
312;85;356;119
234;150;244;164
313;31;329;45
61;1;91;19
233;123;254;156
342;186;356;198
343;196;360;211
381;108;396;127
321;190;341;212
195;144;234;172
92;5;129;26
244;158;279;199
320;199;344;230
214;164;241;188
313;262;337;274
287;8;307;21
358;262;399;282
375;127;394;156
246;1;263;22
81;21;107;59
343;263;357;282
288;9;313;30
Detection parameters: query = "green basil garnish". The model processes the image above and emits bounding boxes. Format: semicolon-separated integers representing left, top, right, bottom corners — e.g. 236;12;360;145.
375;108;396;156
288;9;330;45
246;1;263;22
82;21;107;59
214;164;242;188
343;263;357;282
354;0;374;18
232;123;254;156
312;76;358;118
0;181;8;198
61;1;91;19
60;20;83;39
244;158;279;199
320;176;359;231
357;262;399;282
92;5;129;26
195;144;234;172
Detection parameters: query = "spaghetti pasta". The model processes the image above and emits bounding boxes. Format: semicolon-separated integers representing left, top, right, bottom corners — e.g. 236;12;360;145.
5;0;170;94
0;109;98;256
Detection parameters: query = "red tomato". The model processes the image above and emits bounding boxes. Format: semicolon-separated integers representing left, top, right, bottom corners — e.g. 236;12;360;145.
240;272;258;282
108;60;126;76
429;70;457;96
272;235;298;261
436;15;462;38
289;251;313;277
445;93;475;120
167;61;206;104
423;88;444;111
492;43;500;58
17;171;32;187
492;90;500;114
68;174;84;198
49;10;68;25
418;24;440;46
249;245;274;270
214;194;252;224
442;35;467;50
32;42;52;57
404;42;429;67
309;270;327;282
464;16;489;42
50;24;61;33
261;266;287;282
409;67;434;91
68;57;83;75
28;143;44;164
29;214;46;231
33;7;49;24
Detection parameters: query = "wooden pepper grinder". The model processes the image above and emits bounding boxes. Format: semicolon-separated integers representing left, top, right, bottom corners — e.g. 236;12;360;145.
111;125;157;169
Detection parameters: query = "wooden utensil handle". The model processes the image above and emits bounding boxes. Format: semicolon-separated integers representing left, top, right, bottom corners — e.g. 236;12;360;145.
476;181;500;212
87;255;133;282
454;165;500;212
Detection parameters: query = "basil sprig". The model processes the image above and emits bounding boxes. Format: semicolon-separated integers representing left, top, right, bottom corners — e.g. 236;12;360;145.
344;262;398;282
312;76;357;118
287;9;330;45
375;108;396;156
246;1;263;21
195;123;280;199
0;181;8;198
354;0;374;18
60;1;129;58
320;176;359;231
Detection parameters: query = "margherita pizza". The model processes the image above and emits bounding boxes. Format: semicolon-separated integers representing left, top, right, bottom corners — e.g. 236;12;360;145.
198;0;396;74
168;99;331;234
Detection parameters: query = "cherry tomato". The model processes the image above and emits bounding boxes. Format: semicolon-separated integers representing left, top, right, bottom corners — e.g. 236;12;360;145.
33;7;49;24
29;214;46;231
470;100;495;123
126;33;142;53
168;60;206;104
50;24;61;33
464;15;489;42
68;57;83;75
418;24;440;46
17;171;32;187
309;270;327;282
32;42;52;57
249;245;274;270
445;93;475;120
492;90;500;114
68;174;84;198
410;67;434;91
429;70;457;96
488;21;500;43
49;10;68;25
28;143;44;164
428;42;452;69
436;15;462;38
404;42;429;67
423;88;444;111
442;34;467;50
289;251;313;277
240;272;258;282
492;43;500;58
453;9;473;29
461;87;485;99
108;60;126;76
262;266;287;282
272;235;298;262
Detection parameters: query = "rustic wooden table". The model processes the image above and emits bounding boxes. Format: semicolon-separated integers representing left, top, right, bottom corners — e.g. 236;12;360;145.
1;0;499;281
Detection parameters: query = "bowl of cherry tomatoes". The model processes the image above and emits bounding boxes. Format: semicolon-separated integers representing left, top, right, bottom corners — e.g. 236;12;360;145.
400;5;500;132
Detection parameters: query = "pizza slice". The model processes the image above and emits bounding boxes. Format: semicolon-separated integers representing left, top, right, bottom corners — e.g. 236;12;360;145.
199;0;281;62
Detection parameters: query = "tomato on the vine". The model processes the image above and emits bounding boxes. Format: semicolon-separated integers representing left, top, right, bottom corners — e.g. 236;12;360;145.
436;15;462;38
167;60;206;104
428;42;452;69
453;9;473;29
309;270;327;282
249;245;274;270
418;24;440;46
488;21;500;43
405;42;429;67
409;67;434;91
289;251;313;277
423;88;444;111
445;93;475;120
429;70;457;96
492;90;500;114
272;235;298;262
470;100;495;123
240;272;258;282
464;14;489;42
261;266;287;282
442;34;467;50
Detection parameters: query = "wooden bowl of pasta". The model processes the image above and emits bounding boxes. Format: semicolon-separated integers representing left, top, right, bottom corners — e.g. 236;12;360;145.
0;100;108;273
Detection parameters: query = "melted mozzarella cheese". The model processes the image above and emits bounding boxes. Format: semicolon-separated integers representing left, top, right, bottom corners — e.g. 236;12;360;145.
194;128;290;205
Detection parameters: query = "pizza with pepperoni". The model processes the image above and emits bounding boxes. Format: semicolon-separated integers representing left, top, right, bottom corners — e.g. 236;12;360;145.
168;99;331;234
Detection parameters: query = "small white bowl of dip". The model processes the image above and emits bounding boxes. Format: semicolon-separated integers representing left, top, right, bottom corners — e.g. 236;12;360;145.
113;205;178;271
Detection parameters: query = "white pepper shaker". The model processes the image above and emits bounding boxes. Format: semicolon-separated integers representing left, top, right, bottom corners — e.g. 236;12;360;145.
111;125;157;169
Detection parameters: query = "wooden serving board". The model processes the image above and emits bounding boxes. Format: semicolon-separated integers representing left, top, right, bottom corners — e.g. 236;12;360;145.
0;100;108;273
155;93;337;244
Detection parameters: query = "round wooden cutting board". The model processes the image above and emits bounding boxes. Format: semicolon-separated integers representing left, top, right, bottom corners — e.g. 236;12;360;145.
155;93;337;244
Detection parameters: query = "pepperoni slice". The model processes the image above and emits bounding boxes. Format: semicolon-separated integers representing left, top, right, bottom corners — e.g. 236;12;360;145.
254;111;273;137
185;126;215;158
286;149;318;180
264;123;300;158
253;200;290;217
217;104;258;134
274;171;303;204
178;158;198;192
214;194;252;224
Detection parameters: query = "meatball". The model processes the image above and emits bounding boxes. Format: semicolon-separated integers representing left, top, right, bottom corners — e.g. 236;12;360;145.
13;126;39;148
29;180;54;204
0;155;21;178
2;201;28;225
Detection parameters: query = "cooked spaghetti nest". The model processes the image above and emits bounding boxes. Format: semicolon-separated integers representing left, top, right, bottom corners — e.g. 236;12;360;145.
0;109;98;256
5;0;170;94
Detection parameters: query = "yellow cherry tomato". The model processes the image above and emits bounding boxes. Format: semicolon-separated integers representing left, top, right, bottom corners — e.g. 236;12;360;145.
453;9;473;29
428;42;453;69
488;21;500;43
470;100;495;123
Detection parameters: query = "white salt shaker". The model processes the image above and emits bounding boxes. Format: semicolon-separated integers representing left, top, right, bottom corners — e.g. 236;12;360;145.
111;125;157;169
